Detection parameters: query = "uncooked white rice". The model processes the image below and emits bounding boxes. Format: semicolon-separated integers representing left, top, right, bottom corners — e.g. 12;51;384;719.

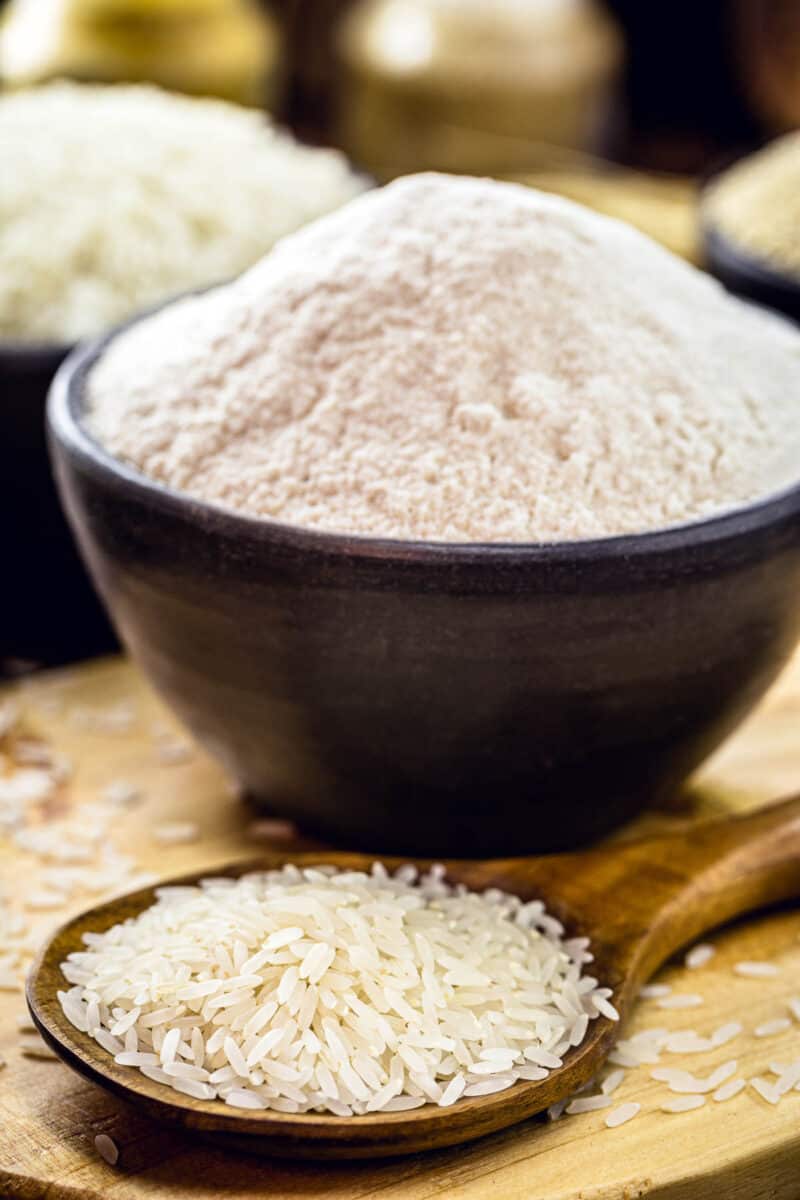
57;864;617;1116
734;962;780;978
605;1101;640;1127
684;944;715;970
651;1061;737;1095
151;822;200;846
754;1018;791;1038
707;1061;738;1089
592;996;620;1021
661;1022;741;1055
608;1027;668;1068
601;1069;626;1095
661;1094;705;1113
94;1132;119;1165
566;1094;611;1114
750;1077;781;1105
769;1061;800;1095
639;984;671;1000
712;1078;745;1102
656;994;704;1009
0;82;364;342
663;1031;713;1054
711;1022;743;1048
6;689;799;1136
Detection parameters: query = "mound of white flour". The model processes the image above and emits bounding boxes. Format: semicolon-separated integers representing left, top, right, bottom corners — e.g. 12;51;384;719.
88;173;800;542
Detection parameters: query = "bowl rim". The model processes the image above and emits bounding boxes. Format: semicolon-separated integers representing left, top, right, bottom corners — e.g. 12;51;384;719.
701;221;800;305
48;323;800;569
699;156;800;308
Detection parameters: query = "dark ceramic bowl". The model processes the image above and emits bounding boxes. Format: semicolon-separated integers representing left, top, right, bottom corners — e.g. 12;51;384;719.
702;224;800;326
0;339;117;668
48;330;800;855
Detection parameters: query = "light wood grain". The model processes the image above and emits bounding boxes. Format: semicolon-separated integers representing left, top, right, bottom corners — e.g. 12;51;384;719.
26;796;800;1159
2;654;800;1197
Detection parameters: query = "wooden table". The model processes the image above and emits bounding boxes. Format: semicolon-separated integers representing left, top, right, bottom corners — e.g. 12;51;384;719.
2;654;800;1199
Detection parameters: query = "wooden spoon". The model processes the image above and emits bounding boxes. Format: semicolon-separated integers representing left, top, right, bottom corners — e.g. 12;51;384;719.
27;794;800;1160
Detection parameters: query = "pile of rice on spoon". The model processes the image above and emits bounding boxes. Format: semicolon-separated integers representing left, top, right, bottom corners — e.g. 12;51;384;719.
57;863;616;1115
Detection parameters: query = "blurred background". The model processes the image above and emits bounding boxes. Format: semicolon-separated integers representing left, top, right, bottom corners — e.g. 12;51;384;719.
2;0;799;676
1;1;798;173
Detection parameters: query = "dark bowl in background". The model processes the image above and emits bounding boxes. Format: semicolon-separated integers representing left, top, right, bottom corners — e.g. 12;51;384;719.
47;327;800;856
1;339;118;669
702;223;800;326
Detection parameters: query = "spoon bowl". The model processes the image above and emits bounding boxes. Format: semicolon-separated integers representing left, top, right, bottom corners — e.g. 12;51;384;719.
27;795;800;1159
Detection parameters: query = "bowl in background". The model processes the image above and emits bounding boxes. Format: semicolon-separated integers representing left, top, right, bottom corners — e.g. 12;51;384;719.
47;327;800;855
1;338;117;669
702;223;800;326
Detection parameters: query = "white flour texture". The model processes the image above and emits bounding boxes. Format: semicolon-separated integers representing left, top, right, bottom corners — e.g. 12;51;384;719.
88;173;800;542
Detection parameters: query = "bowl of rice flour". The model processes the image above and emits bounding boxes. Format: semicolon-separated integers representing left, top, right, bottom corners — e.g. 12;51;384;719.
0;81;364;666
48;173;800;853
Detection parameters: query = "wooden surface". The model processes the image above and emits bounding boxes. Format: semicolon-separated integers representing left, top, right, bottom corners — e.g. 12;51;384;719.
2;653;800;1197
27;798;800;1160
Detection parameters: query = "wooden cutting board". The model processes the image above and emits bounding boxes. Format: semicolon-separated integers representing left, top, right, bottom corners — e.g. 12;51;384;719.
1;653;800;1200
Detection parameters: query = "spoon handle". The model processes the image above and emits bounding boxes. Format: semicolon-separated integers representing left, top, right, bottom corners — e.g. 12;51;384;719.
628;793;800;977
496;793;800;994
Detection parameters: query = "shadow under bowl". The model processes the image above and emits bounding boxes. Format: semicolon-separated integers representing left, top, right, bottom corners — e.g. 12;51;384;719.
0;338;117;668
47;329;800;855
702;223;800;325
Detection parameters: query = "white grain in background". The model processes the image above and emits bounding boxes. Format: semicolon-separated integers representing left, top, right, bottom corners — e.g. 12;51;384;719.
684;944;715;970
734;962;780;978
639;984;671;999
657;994;704;1010
151;822;199;846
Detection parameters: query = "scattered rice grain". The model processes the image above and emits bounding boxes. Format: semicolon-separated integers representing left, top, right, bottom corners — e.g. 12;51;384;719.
734;962;779;978
755;1018;791;1038
684;944;715;970
661;1094;705;1113
152;822;199;846
712;1078;745;1102
605;1102;640;1128
94;1133;119;1165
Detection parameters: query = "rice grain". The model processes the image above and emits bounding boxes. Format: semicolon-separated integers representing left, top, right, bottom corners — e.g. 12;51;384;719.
57;864;615;1116
734;962;779;978
605;1102;640;1128
94;1133;119;1165
684;944;715;970
662;1095;705;1113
